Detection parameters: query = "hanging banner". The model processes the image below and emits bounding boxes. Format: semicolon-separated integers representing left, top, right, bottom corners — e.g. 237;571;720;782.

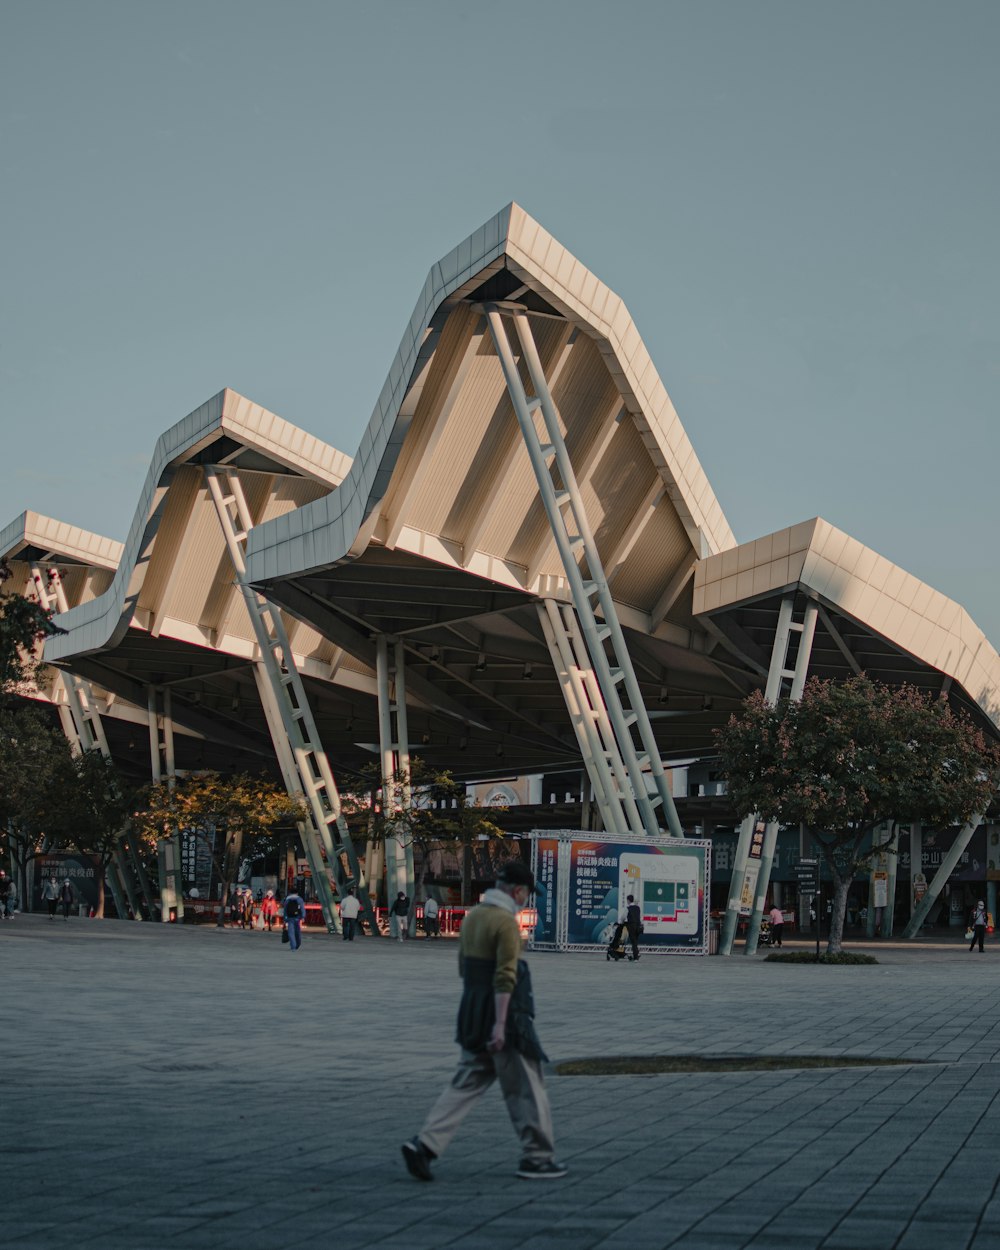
530;831;710;955
736;821;766;916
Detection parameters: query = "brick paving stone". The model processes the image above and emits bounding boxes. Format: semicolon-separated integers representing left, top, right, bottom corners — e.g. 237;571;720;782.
5;919;1000;1247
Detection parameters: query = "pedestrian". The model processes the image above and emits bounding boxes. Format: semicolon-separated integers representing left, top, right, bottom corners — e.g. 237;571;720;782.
624;893;642;961
261;890;278;932
228;888;241;928
0;870;10;920
401;859;566;1182
969;899;988;953
389;890;410;942
283;887;305;951
423;895;440;938
340;887;361;941
240;889;255;930
42;874;59;919
59;878;74;920
768;902;784;948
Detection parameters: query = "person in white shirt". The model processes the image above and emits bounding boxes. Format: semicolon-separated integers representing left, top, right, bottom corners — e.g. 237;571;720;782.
340;887;361;941
423;895;440;938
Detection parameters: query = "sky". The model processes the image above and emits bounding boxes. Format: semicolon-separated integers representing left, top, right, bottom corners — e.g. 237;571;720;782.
3;1;998;640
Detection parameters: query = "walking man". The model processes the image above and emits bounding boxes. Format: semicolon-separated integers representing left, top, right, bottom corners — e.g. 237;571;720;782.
423;894;440;938
389;890;410;942
42;874;59;919
401;859;566;1182
283;887;305;951
624;893;642;961
340;887;360;941
59;878;74;921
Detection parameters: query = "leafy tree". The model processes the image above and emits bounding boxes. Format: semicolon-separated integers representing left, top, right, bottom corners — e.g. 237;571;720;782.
0;704;75;906
57;750;135;918
716;676;1000;953
132;772;305;927
0;556;57;693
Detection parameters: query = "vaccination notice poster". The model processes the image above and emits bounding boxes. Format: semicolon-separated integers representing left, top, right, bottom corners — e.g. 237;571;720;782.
530;831;710;955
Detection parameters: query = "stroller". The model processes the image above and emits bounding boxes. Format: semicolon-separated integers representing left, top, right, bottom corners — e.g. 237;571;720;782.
758;917;773;948
606;921;632;962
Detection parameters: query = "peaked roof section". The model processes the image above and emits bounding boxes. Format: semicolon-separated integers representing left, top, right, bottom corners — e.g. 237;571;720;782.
1;510;123;572
245;203;735;600
693;517;1000;730
45;388;351;663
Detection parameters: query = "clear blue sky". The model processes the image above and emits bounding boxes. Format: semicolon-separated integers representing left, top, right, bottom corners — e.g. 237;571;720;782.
3;2;998;640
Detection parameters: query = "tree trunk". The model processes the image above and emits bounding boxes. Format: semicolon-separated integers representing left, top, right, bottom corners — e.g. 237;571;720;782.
826;872;851;955
95;866;106;919
461;842;472;907
216;829;244;928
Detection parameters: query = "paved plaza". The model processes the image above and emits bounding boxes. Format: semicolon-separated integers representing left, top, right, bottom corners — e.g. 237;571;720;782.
4;916;1000;1250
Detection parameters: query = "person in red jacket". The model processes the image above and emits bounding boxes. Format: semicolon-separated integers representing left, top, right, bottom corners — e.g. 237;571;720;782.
261;890;278;932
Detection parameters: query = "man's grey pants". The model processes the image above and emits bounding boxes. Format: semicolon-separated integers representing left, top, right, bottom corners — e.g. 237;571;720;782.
418;1047;556;1163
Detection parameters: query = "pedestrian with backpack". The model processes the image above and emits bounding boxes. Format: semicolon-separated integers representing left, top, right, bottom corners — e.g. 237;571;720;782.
283;888;306;950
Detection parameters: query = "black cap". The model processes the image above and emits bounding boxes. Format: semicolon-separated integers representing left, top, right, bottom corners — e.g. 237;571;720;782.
497;859;536;893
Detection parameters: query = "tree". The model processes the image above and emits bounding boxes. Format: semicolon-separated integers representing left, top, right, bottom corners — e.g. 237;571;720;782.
0;704;76;907
132;772;305;926
58;750;135;918
716;676;1000;954
0;556;57;693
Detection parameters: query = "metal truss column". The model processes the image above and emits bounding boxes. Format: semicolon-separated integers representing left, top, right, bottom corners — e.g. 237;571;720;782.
148;686;184;922
376;637;416;933
720;596;818;956
537;599;642;836
483;302;682;839
902;813;988;938
30;565;135;921
204;465;375;936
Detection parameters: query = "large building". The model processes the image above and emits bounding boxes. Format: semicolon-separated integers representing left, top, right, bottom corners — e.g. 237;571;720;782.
10;204;1000;946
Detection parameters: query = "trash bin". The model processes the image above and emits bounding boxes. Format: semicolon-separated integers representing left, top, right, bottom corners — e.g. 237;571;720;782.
708;919;720;954
78;904;89;918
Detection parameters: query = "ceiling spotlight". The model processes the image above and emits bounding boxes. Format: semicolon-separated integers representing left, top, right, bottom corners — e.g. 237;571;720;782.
702;696;714;711
495;744;504;758
421;732;431;745
658;687;669;704
523;663;534;680
459;735;469;751
429;646;440;662
475;653;487;673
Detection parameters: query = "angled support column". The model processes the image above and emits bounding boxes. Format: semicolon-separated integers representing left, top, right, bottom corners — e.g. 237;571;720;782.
32;565;135;921
537;599;641;835
376;636;416;933
148;686;184;922
720;596;818;956
204;465;374;936
901;813;987;938
483;302;682;839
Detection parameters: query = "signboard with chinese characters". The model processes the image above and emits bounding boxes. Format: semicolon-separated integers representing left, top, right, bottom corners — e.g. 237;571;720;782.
736;821;766;917
530;831;710;955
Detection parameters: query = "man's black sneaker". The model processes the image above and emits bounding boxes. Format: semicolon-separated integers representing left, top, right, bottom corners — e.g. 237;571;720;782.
401;1137;434;1181
516;1158;568;1179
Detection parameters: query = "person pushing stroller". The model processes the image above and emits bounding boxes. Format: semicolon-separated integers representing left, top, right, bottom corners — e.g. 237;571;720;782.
607;893;642;962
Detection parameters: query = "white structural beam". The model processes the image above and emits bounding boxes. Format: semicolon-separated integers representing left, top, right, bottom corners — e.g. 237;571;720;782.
376;636;416;932
719;597;819;956
31;565;137;921
204;464;375;936
386;311;485;550
649;554;698;630
524;397;626;588
461;324;576;565
603;481;666;585
484;302;683;839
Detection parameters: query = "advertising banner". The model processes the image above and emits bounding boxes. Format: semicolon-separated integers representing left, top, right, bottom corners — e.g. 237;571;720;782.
530;831;710;955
